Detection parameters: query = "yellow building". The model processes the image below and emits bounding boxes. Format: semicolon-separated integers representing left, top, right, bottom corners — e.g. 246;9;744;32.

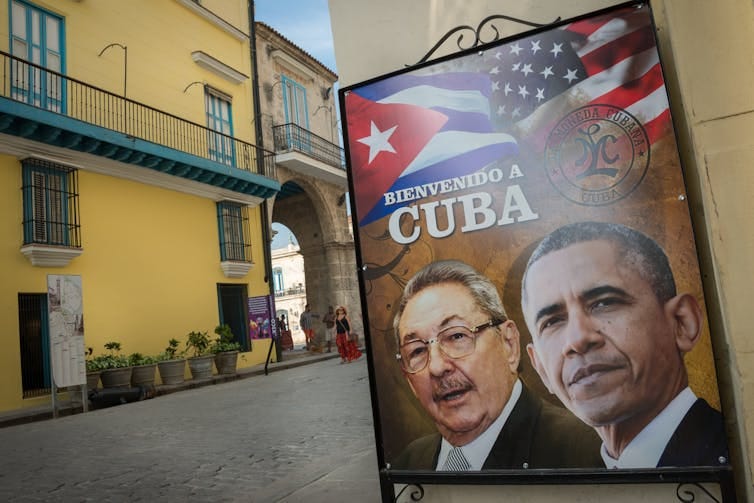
0;0;280;414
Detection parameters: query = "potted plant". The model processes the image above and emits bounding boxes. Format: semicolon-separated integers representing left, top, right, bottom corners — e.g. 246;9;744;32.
212;324;241;375
85;346;101;390
129;352;158;387
156;338;186;385
97;341;132;388
186;330;214;380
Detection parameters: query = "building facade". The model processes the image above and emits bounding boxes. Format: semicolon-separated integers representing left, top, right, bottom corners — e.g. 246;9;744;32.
255;21;363;348
271;241;307;346
0;0;280;414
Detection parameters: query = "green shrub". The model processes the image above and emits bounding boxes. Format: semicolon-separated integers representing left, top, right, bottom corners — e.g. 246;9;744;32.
186;331;211;357
211;324;241;353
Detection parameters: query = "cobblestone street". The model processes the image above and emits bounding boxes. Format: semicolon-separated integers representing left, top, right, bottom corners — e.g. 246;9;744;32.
0;358;381;502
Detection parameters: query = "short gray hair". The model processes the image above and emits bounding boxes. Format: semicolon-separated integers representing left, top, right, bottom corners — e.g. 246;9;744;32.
393;260;507;341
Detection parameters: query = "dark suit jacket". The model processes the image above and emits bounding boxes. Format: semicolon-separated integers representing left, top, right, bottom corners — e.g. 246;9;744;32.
658;398;729;467
391;384;602;470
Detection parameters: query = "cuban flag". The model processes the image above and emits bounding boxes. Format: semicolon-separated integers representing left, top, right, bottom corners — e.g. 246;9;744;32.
345;72;519;225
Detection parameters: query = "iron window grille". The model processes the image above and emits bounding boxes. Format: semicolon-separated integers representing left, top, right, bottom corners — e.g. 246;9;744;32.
21;159;81;248
217;201;250;262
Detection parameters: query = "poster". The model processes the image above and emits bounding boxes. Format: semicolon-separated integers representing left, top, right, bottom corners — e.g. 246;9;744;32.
248;294;274;340
47;274;86;388
340;1;729;480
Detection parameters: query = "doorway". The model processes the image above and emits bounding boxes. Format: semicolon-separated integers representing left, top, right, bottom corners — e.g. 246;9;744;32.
217;284;249;351
18;293;51;397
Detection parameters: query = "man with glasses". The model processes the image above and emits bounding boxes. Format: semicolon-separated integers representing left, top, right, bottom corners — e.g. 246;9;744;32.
392;260;601;471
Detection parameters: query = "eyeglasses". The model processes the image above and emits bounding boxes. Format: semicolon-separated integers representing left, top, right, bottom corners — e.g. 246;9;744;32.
395;319;505;374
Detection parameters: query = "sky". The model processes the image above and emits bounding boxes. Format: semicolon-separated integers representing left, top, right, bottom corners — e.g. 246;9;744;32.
255;0;337;250
255;0;337;73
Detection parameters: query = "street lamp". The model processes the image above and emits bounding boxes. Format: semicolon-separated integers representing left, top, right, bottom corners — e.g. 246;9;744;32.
97;42;127;97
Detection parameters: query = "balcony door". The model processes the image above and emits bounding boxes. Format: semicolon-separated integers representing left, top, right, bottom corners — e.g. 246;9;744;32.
205;88;235;166
10;0;65;112
281;75;310;151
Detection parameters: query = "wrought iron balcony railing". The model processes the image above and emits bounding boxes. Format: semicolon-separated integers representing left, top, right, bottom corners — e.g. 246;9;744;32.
273;122;345;170
274;285;306;298
0;50;276;179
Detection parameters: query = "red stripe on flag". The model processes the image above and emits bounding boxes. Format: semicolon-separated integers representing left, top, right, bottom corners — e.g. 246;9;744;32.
590;64;665;110
564;17;613;38
580;25;657;77
566;7;650;40
643;109;672;145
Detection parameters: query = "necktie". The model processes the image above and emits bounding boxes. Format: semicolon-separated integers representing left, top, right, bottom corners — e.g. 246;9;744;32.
442;446;471;471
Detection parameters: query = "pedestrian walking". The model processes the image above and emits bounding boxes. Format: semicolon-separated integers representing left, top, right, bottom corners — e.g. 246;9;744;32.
299;304;319;350
322;306;336;353
335;306;362;363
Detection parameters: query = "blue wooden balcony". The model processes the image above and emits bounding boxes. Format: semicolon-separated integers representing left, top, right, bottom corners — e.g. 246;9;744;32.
0;50;279;200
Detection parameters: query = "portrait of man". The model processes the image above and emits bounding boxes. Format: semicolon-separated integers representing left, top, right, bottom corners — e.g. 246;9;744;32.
522;221;729;468
391;259;601;471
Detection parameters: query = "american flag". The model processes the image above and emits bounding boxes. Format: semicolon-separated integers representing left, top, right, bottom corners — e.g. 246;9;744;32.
480;4;670;148
343;4;669;225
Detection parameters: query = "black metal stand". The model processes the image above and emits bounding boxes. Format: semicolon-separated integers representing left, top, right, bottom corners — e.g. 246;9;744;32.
264;337;276;375
380;467;736;502
413;13;561;66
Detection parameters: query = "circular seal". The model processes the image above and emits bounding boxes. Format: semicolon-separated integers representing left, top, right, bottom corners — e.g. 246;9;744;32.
544;104;650;206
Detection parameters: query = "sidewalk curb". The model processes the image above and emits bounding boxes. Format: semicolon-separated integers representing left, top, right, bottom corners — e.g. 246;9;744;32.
0;351;342;429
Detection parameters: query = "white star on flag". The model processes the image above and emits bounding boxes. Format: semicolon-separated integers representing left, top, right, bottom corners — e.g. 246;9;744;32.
357;121;398;163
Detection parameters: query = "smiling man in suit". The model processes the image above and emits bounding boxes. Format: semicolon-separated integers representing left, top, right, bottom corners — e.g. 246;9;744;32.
522;221;728;468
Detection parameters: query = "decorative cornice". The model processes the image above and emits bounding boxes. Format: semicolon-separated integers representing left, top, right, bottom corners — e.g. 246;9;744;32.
191;51;248;85
220;260;253;278
270;49;316;82
20;244;83;267
176;0;247;41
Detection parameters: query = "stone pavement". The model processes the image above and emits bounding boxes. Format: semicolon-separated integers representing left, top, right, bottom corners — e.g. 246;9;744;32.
0;350;383;502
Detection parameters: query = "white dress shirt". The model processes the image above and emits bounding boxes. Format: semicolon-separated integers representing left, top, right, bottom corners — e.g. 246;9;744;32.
436;379;522;471
601;387;697;469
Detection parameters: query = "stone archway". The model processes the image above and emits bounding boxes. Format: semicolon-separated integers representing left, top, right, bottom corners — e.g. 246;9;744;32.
271;175;363;350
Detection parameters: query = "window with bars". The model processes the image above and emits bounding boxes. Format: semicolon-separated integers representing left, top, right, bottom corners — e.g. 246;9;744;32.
21;159;80;247
217;201;250;262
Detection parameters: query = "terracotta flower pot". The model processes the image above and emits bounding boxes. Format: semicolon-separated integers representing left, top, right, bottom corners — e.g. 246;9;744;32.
86;371;101;390
131;363;157;387
214;351;239;375
100;367;132;388
188;355;214;380
157;359;186;385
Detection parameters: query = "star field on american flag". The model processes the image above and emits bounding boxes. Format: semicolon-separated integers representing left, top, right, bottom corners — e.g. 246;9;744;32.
481;30;586;127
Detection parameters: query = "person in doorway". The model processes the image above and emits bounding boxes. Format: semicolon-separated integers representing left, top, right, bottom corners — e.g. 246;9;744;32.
392;259;601;470
522;221;728;468
335;306;362;363
299;304;319;350
323;306;336;353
